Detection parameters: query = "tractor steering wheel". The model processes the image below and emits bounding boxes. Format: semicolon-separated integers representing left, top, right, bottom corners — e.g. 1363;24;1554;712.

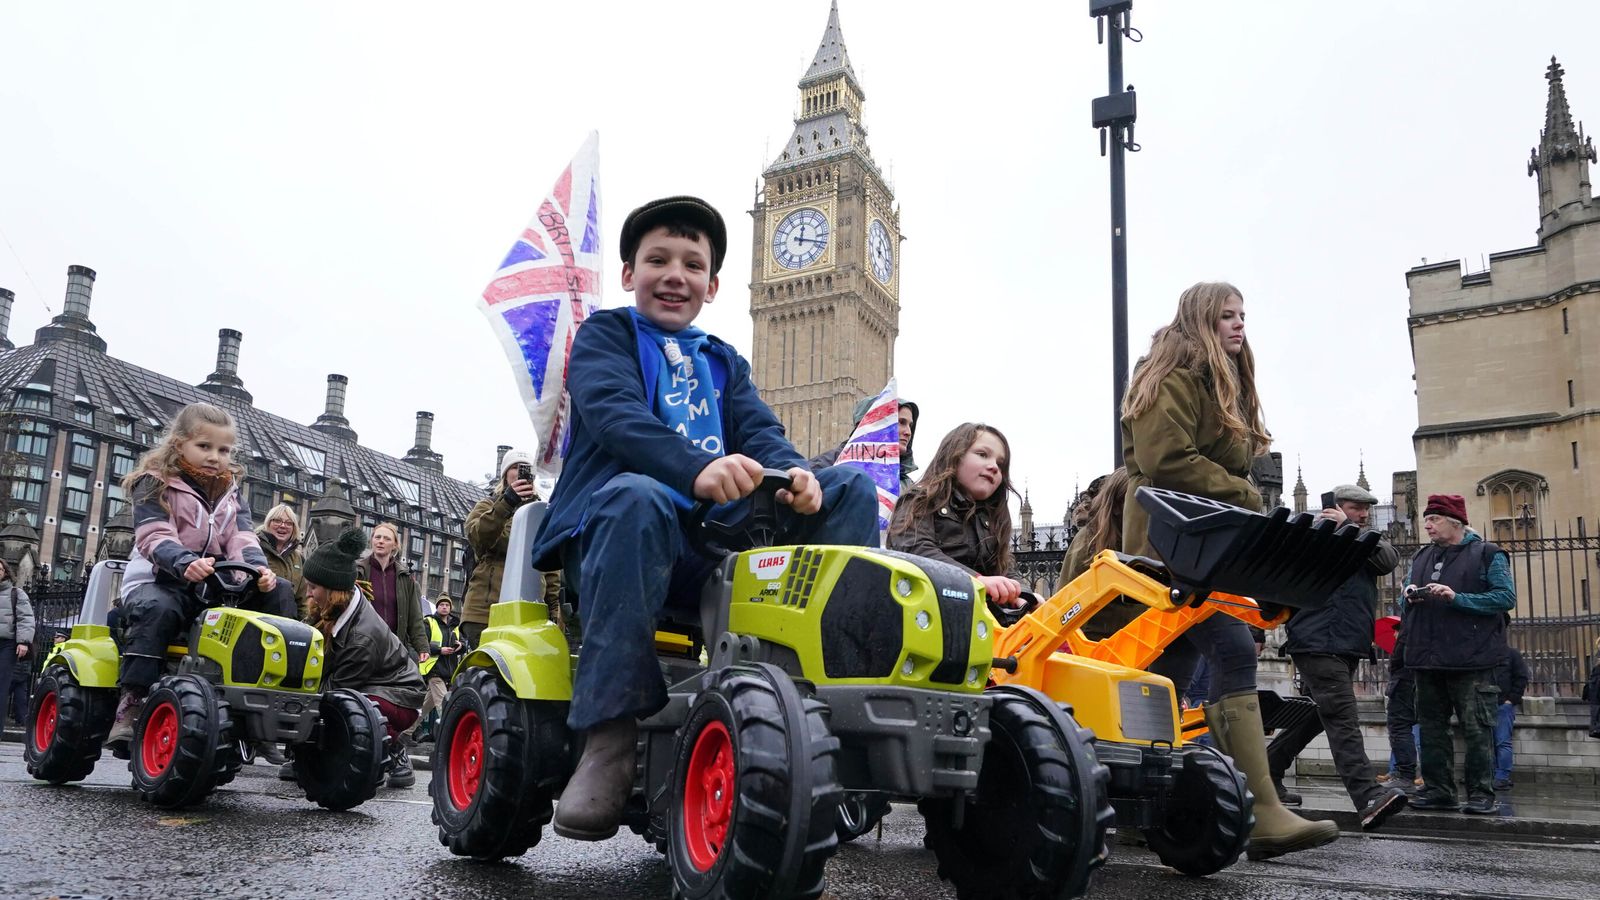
688;468;794;558
197;560;263;607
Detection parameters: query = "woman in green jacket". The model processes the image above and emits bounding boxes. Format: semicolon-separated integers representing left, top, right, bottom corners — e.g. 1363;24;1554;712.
256;504;307;616
1121;281;1337;860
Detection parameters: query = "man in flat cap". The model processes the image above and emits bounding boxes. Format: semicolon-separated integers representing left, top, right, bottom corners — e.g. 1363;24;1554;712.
1269;484;1408;831
1404;493;1516;815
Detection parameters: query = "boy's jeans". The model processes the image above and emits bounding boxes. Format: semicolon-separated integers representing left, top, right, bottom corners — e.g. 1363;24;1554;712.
566;467;878;733
1493;700;1517;783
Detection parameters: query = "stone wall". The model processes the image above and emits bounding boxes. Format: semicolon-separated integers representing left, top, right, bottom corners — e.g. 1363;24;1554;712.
1289;696;1600;786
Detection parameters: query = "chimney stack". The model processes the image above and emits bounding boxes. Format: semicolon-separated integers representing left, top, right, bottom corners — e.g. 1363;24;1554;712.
310;374;359;442
403;411;444;473
0;288;13;352
197;327;252;403
63;265;95;320
34;265;106;352
495;445;512;475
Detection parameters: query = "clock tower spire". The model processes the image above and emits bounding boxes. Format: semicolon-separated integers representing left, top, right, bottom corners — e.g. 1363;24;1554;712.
750;0;901;456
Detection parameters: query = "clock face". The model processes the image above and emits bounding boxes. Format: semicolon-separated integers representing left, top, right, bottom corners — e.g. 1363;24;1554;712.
772;208;830;270
868;219;893;284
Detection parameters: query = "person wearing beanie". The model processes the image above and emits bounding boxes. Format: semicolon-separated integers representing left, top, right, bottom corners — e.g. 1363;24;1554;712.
461;447;562;647
301;527;426;789
1403;493;1517;815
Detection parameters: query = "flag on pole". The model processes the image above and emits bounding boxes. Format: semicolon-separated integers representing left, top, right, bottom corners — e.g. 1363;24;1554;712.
478;132;602;482
833;378;900;532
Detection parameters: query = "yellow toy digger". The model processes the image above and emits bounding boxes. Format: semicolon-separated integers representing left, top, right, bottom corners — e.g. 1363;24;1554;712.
989;487;1380;875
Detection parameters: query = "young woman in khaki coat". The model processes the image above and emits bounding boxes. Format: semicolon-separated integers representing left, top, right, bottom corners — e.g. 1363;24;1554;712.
1121;281;1338;860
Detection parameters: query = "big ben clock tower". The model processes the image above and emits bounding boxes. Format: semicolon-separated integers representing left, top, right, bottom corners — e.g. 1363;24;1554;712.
750;0;901;456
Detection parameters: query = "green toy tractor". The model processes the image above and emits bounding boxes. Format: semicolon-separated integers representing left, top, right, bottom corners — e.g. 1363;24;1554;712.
25;559;387;810
431;471;1113;900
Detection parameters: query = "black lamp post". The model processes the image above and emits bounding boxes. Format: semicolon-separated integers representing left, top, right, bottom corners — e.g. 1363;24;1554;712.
1091;0;1140;466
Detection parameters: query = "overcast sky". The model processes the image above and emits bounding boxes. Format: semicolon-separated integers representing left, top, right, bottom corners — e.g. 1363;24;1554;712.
2;1;1593;520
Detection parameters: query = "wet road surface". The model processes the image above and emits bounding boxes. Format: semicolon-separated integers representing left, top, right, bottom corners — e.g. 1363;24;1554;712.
4;741;1598;899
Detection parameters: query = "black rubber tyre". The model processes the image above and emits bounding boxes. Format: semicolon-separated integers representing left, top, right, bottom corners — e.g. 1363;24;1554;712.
668;663;842;900
921;686;1114;900
294;689;387;811
130;675;240;809
430;666;571;860
24;665;117;785
1141;743;1253;876
834;792;891;844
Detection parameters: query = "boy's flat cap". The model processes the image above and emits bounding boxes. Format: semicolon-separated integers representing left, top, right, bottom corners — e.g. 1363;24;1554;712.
619;195;727;275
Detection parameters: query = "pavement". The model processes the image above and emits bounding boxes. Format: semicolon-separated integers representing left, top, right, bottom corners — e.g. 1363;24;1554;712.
12;722;1600;842
1282;772;1600;841
5;736;1600;900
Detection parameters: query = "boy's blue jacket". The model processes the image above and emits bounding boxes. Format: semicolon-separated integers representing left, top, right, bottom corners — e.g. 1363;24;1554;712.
529;307;806;570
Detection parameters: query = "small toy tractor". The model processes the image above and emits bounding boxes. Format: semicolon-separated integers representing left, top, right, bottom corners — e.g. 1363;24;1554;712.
25;560;387;810
989;487;1381;875
431;470;1114;900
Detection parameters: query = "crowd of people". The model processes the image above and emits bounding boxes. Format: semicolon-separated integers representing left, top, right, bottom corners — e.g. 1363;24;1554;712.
9;192;1600;868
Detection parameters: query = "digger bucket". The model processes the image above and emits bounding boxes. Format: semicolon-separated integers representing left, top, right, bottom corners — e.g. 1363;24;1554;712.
1135;486;1382;609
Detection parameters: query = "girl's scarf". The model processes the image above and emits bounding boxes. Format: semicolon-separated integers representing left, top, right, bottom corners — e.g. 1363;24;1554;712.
177;458;235;504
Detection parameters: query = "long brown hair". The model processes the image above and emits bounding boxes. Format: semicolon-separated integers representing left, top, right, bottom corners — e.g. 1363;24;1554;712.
890;423;1018;573
1081;468;1131;558
1122;282;1270;454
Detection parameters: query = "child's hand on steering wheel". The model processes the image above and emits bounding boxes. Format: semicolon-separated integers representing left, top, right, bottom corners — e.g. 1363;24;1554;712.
777;467;823;515
256;567;278;593
979;575;1026;609
184;556;217;583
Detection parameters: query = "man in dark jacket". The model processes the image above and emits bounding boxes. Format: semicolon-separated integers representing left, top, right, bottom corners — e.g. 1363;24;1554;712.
1491;645;1531;790
1267;484;1407;831
808;395;920;492
1404;494;1516;814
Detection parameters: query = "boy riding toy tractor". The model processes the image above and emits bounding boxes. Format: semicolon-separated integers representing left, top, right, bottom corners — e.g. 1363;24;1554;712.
431;472;1115;900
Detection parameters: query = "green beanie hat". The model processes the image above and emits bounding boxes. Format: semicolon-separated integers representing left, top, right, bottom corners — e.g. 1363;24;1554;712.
302;527;367;591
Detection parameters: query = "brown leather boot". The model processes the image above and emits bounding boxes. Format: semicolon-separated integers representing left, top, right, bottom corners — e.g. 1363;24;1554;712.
1206;693;1339;861
553;717;639;841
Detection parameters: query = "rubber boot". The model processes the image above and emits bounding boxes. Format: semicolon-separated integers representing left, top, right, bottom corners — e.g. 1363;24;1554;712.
1207;693;1339;861
553;717;639;841
105;690;144;761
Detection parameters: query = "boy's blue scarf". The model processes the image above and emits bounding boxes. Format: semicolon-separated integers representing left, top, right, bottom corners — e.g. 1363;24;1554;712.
631;311;725;504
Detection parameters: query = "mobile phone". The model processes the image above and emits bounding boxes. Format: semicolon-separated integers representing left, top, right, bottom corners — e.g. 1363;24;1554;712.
517;463;533;483
1320;491;1337;510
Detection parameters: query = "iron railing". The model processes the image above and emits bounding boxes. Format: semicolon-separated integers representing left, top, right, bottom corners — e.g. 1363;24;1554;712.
1008;519;1600;697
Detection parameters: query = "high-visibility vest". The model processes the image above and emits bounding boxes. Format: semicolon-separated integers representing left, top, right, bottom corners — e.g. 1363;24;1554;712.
421;616;443;676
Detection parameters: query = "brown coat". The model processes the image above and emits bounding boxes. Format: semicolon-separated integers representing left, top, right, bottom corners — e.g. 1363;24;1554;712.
462;489;561;626
886;492;1003;577
1120;367;1261;559
353;555;428;658
255;528;307;615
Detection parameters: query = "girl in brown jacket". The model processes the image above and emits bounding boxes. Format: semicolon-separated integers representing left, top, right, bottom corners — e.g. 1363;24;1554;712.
1121;281;1338;860
887;423;1025;609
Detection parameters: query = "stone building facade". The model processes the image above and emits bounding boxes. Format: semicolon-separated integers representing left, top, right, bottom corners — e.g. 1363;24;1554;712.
749;1;901;457
1407;58;1599;548
0;265;487;599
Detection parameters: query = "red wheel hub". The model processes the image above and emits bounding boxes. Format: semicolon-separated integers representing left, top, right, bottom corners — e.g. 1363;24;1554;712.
141;701;179;777
682;719;736;872
33;690;58;752
447;710;484;811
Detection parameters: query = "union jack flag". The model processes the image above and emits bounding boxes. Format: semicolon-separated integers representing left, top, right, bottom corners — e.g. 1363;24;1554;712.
833;378;901;534
478;132;602;482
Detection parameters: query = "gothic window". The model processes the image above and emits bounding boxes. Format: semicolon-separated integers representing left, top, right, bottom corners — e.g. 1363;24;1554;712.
1480;471;1543;544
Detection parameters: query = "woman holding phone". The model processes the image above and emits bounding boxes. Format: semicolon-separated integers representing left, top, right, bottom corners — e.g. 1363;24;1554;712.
1121;281;1339;861
461;447;561;647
